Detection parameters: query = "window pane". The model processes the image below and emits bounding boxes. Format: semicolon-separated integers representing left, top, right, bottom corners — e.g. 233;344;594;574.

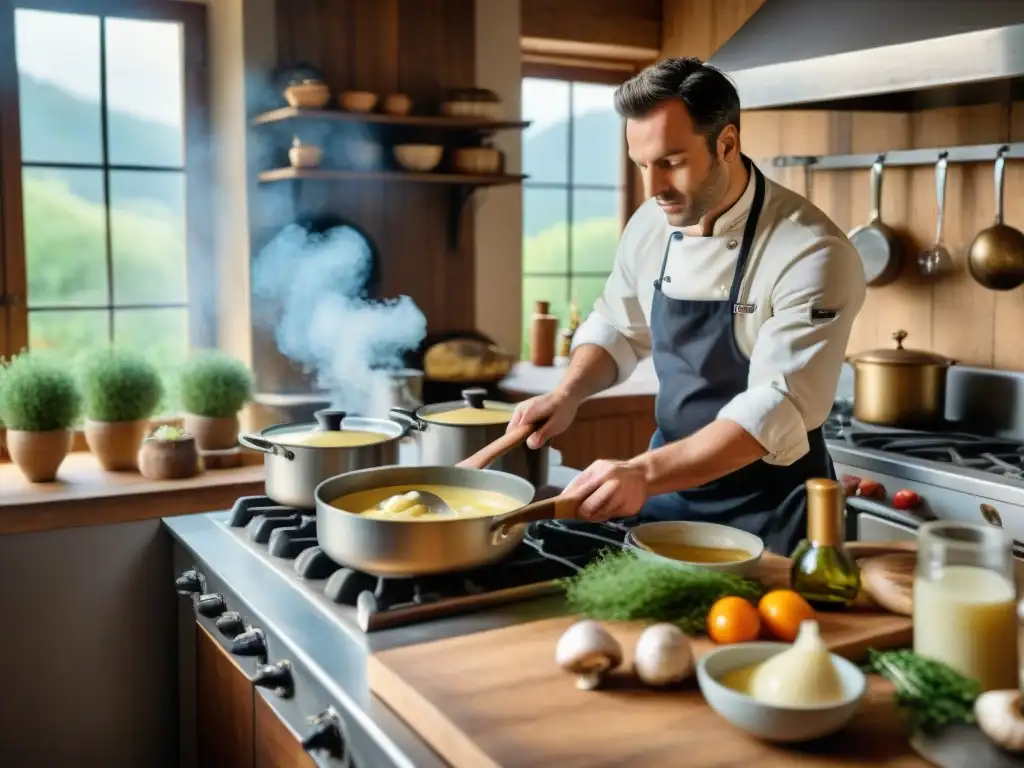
521;276;569;358
15;10;102;164
522;78;568;184
29;309;109;363
523;187;568;272
114;307;189;412
570;276;609;319
105;18;185;167
110;171;187;304
571;190;620;272
23;167;109;308
571;83;623;187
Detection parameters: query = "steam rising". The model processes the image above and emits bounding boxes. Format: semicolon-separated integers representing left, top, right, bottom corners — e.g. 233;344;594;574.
252;224;426;416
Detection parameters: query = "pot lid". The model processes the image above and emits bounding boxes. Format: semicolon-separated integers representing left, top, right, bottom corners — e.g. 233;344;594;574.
848;330;952;365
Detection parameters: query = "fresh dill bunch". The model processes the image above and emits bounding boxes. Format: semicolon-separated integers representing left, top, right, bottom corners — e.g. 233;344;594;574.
561;549;765;634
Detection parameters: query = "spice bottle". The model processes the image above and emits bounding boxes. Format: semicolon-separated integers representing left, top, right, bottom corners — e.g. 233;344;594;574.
529;301;558;366
790;478;861;608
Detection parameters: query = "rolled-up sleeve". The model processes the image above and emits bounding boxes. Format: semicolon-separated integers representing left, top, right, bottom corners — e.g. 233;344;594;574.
570;209;654;384
717;235;866;465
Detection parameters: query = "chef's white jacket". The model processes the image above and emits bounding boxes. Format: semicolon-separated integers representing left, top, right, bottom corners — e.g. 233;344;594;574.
571;172;867;466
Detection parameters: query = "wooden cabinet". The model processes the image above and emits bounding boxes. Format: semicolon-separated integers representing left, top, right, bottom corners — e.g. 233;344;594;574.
196;624;255;768
255;694;316;768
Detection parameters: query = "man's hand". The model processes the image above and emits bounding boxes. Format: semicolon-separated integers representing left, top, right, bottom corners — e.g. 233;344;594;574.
507;389;581;449
563;459;648;521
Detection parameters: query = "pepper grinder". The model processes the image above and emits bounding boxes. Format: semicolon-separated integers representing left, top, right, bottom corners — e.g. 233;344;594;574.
529;301;558;367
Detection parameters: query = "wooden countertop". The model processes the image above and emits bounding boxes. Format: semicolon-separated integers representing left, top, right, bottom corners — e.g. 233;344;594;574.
500;358;658;399
0;452;265;536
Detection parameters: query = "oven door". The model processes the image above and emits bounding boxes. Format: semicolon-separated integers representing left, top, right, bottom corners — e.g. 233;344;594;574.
848;496;924;543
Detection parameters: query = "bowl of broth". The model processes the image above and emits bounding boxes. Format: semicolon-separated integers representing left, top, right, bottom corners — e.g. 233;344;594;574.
625;521;764;577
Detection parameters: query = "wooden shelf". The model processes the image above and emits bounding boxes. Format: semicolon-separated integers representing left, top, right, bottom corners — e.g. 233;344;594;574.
257;166;526;185
252;106;530;133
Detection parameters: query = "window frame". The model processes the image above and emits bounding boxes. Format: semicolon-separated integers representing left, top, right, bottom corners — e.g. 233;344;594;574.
0;0;213;361
520;62;637;349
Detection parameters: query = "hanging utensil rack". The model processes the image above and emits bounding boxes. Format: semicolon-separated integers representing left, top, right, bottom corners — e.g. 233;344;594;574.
771;142;1024;171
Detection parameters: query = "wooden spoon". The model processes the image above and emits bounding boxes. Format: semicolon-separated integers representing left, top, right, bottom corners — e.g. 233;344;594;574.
490;492;580;535
456;421;537;470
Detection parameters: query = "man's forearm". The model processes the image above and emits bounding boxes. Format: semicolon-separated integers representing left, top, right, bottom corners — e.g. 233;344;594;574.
555;343;619;402
628;419;768;495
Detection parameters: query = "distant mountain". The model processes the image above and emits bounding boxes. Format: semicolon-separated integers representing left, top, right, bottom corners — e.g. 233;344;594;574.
18;74;620;234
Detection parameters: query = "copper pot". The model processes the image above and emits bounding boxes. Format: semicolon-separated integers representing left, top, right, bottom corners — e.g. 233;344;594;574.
845;330;954;428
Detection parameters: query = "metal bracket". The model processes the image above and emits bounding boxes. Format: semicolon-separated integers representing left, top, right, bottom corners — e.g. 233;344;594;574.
448;185;477;250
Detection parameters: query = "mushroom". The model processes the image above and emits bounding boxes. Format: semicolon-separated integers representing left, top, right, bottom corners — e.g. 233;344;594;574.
975;689;1024;752
633;623;694;687
555;620;622;690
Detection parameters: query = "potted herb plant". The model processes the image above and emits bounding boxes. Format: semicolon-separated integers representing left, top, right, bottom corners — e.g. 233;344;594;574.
80;348;164;471
0;352;82;482
138;424;199;480
179;352;253;450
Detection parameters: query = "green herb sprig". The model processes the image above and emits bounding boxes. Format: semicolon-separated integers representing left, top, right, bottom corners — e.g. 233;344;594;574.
864;649;982;733
560;549;764;634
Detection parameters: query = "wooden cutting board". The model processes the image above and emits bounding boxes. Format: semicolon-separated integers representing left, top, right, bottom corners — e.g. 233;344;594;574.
368;553;921;768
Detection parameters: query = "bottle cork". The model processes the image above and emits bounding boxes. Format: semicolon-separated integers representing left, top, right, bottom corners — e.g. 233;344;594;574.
805;478;845;547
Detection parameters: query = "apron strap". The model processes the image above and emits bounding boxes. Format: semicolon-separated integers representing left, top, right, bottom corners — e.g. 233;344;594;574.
728;162;766;305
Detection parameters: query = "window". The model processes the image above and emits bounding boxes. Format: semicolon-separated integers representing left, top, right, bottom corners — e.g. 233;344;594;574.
0;0;210;408
521;72;627;356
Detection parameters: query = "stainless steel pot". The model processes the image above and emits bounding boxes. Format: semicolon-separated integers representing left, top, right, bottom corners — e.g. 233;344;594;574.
238;409;409;508
390;387;548;487
314;465;573;577
845;330;954;428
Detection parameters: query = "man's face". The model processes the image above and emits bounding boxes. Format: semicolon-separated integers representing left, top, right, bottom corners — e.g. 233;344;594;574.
626;100;731;228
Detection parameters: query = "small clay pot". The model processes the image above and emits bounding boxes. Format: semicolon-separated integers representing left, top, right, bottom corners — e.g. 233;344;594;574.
183;414;239;451
138;435;200;481
84;419;150;471
6;429;73;482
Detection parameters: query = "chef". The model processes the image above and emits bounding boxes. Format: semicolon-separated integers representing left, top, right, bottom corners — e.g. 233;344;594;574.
508;57;866;554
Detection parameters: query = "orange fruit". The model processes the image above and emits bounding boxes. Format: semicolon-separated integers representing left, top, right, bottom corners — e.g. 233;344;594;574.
706;596;761;645
757;589;816;642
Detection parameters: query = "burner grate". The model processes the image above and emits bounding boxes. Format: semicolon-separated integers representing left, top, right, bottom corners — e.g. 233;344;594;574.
222;494;634;632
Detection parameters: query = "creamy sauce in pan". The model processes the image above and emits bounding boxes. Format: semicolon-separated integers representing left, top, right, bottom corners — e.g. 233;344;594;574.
330;484;521;521
421;407;512;426
267;429;390;447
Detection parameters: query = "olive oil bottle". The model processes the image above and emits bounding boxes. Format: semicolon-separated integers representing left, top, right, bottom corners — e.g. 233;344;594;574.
790;478;861;609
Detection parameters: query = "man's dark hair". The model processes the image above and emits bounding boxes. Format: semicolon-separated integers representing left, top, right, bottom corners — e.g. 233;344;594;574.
614;57;741;153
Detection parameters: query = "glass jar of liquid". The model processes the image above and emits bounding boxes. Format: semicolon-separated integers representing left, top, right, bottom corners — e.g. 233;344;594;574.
914;520;1019;691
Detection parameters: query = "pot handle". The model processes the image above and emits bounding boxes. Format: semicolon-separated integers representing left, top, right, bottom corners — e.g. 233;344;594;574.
238;433;295;461
490;494;579;536
389;407;425;432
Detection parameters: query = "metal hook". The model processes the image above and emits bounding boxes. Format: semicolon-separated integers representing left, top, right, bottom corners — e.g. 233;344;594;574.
997;144;1010;159
937;150;949;161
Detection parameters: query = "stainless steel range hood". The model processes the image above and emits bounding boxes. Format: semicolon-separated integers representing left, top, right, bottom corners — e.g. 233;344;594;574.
708;0;1024;111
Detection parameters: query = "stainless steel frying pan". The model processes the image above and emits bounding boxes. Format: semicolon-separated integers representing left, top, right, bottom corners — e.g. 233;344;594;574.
849;155;904;286
314;465;578;577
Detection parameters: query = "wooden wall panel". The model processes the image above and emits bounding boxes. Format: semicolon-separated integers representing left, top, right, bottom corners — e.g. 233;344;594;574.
522;0;662;53
252;0;477;392
663;0;1024;371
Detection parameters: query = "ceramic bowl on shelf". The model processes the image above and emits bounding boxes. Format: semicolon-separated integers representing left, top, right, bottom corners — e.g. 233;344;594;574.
284;79;330;109
339;90;379;113
696;642;867;743
625;520;764;577
383;93;412;116
393;144;444;172
288;138;323;168
452;146;502;174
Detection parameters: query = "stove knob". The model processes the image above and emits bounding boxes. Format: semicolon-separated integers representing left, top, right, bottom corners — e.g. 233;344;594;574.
215;611;245;637
301;709;345;758
175;568;203;595
230;628;267;658
253;660;294;698
196;593;227;618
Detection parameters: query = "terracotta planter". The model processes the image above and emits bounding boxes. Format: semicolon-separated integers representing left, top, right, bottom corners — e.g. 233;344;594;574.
84;419;150;471
184;414;239;451
138;435;200;481
6;429;73;482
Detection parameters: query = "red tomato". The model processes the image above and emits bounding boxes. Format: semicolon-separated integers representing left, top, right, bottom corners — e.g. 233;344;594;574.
892;489;921;510
857;479;885;499
841;474;861;497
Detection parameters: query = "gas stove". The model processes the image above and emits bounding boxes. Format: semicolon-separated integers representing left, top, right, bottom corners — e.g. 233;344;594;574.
220;493;636;633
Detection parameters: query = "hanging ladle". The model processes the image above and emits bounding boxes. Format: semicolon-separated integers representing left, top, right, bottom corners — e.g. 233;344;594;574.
917;152;953;277
967;145;1024;290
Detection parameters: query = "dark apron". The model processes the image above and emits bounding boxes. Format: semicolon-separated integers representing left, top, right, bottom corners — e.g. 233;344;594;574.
638;161;834;556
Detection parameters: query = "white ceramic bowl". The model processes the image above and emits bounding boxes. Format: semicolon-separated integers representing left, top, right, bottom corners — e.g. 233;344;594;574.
625;521;764;577
696;642;867;743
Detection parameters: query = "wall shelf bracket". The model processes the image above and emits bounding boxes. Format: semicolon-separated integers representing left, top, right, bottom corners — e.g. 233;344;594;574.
448;185;477;250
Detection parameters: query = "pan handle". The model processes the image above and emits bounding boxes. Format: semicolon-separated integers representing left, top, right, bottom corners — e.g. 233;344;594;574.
869;154;886;223
490;494;580;537
389;407;425;432
238;433;295;460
